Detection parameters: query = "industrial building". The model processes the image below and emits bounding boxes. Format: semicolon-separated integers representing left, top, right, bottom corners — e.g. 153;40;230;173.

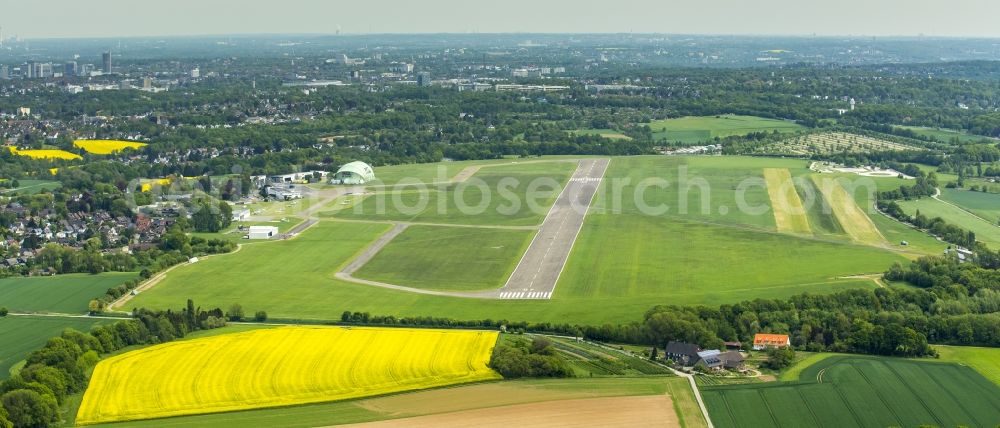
247;226;279;240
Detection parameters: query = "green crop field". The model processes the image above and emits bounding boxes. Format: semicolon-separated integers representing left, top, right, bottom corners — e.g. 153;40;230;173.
938;188;1000;224
0;272;136;313
0;315;107;377
897;196;1000;248
355;225;534;291
648;115;804;144
330;162;575;226
703;355;1000;428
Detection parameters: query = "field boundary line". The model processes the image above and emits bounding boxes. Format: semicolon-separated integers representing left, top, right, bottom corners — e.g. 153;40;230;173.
718;391;737;428
794;388;823;428
883;362;945;427
756;389;782;428
918;362;988;427
830;382;867;428
850;363;904;425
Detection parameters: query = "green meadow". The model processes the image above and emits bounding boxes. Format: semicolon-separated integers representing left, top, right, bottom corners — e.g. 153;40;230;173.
355;225;534;291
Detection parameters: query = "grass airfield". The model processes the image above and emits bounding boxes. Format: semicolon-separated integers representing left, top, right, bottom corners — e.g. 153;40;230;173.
126;155;928;325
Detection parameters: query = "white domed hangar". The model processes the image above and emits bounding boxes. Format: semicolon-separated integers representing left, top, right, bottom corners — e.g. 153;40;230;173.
331;161;376;185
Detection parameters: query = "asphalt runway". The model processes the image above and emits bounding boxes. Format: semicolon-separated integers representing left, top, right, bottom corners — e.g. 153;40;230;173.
495;158;609;299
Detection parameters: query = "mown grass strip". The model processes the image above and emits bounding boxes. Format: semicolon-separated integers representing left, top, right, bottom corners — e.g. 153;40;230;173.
763;168;811;235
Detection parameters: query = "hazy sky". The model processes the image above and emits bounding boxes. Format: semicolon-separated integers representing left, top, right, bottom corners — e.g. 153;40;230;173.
3;0;999;39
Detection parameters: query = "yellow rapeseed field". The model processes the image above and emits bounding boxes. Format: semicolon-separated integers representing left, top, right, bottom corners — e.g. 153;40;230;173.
7;147;82;160
74;139;148;154
76;326;501;424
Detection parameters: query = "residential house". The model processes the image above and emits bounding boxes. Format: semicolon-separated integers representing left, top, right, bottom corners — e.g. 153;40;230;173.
719;351;746;371
665;341;702;366
753;333;791;350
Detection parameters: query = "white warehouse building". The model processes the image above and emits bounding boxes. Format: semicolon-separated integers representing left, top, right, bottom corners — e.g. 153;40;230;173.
247;226;279;240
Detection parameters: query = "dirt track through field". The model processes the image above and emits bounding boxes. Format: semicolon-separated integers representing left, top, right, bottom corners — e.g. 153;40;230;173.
763;168;812;235
340;224;411;275
331;395;678;428
812;175;887;246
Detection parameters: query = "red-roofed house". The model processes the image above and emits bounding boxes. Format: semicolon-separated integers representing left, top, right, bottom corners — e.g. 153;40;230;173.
753;333;790;350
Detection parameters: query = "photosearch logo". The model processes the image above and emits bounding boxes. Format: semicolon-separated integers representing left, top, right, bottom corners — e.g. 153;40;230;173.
350;164;882;219
123;161;881;222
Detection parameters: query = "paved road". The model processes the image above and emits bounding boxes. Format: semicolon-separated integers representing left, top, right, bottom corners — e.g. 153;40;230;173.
495;158;609;299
